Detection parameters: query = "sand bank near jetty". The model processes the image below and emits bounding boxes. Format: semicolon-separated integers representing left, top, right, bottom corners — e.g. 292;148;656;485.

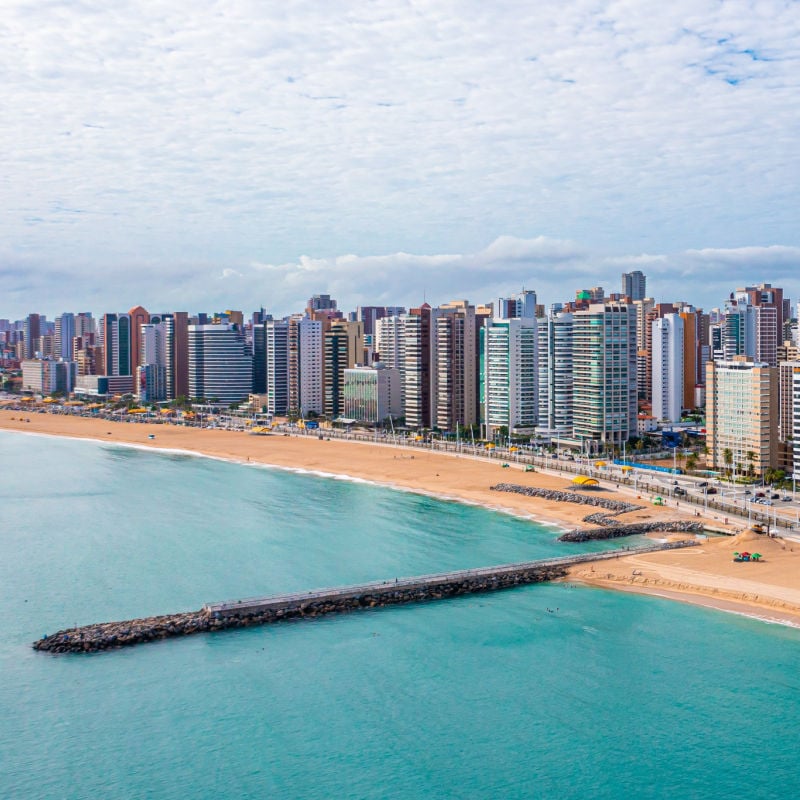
566;528;800;627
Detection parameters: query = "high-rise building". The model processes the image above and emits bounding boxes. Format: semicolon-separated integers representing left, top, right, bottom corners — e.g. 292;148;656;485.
323;320;363;419
622;271;646;301
75;312;95;339
252;323;267;394
36;334;55;359
632;298;654;399
651;314;684;422
163;313;189;400
706;357;777;477
537;310;574;437
375;314;407;412
403;304;434;429
187;324;253;404
573;302;637;449
481;315;538;437
793;369;800;484
264;320;289;415
722;286;784;367
356;306;392;337
140;322;167;367
642;303;676;404
495;290;537;320
128;306;150;371
54;313;75;361
101;313;132;377
288;317;323;416
23;313;41;360
778;361;800;477
307;294;338;313
433;300;480;430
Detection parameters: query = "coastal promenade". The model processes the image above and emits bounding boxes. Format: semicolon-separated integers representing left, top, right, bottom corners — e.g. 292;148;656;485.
34;541;698;654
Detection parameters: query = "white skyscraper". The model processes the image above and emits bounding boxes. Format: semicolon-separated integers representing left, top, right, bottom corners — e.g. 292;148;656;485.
482;315;538;437
141;322;167;367
264;320;290;415
537;310;574;436
651;314;684;423
289;316;323;416
375;314;406;411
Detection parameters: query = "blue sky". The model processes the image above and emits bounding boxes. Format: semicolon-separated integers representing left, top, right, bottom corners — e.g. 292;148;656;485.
2;0;800;319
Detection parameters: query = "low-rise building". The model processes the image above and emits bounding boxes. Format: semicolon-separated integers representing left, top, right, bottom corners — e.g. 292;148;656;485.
342;363;401;425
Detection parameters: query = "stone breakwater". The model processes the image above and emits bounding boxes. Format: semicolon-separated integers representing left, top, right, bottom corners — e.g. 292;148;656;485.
33;545;701;654
489;483;705;541
33;564;568;654
558;520;705;542
490;483;642;513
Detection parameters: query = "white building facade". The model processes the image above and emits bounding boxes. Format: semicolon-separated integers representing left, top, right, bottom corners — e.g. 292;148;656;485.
651;314;684;423
482;316;538;437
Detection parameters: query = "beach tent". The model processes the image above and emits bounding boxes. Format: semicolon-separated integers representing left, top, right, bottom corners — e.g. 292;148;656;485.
572;476;599;487
594;461;607;468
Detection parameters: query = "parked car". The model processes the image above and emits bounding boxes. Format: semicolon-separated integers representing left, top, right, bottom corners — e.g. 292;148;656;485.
706;487;717;494
674;487;687;496
698;481;709;487
755;492;765;498
770;493;780;499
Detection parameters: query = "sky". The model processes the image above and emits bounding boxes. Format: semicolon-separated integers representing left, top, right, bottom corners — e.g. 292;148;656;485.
2;0;800;320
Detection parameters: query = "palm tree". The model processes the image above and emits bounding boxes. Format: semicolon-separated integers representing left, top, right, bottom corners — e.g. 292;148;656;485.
746;451;755;479
723;448;733;476
686;453;698;472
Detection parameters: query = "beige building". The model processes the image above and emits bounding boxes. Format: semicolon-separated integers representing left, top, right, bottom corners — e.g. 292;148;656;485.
706;356;777;478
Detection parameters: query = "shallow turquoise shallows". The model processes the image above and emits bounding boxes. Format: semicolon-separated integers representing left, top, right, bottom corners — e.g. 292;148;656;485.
2;430;799;800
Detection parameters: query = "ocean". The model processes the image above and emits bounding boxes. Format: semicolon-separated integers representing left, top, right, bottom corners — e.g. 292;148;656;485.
2;430;798;799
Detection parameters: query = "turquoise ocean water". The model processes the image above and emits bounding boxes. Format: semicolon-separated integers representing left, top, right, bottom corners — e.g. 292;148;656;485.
1;430;799;799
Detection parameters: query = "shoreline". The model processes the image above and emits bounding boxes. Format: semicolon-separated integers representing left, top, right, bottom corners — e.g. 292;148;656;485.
0;423;572;531
4;409;800;629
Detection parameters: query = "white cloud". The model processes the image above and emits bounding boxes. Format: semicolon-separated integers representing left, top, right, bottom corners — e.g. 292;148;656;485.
2;236;798;319
1;1;799;318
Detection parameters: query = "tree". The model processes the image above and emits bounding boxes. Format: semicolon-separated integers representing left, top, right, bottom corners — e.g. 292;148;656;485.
686;453;698;472
746;451;755;478
723;448;733;475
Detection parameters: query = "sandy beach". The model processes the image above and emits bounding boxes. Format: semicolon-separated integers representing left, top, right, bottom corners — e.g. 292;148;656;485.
3;408;800;626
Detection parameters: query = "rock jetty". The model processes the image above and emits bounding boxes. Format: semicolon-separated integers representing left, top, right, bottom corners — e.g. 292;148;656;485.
490;483;642;513
33;563;568;654
490;482;704;542
558;520;704;542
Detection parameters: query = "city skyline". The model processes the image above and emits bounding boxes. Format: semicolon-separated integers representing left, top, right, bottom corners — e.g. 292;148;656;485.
3;2;800;319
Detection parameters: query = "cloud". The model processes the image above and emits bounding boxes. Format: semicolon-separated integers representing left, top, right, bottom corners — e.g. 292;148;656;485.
0;2;799;318
2;236;798;320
